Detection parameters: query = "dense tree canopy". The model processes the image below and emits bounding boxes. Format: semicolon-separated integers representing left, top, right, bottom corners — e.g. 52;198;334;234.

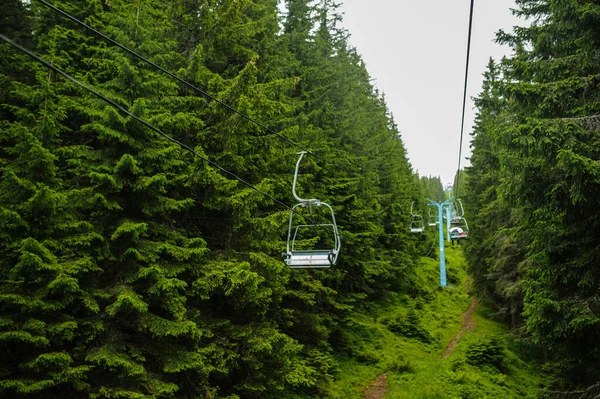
465;0;600;391
0;0;423;397
6;0;600;396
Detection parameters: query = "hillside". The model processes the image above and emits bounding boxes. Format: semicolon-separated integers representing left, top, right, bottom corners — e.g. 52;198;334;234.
328;247;548;398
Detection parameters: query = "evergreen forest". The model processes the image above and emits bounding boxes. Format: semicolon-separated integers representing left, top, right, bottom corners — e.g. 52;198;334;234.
0;0;598;398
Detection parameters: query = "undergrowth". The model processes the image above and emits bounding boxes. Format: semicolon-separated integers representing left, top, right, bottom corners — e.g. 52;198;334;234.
324;246;548;398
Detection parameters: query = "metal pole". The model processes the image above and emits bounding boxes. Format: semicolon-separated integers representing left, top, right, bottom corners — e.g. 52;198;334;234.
438;204;447;287
445;204;451;242
427;198;450;287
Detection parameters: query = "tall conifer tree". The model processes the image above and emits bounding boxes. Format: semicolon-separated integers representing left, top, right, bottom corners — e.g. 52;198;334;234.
466;0;600;388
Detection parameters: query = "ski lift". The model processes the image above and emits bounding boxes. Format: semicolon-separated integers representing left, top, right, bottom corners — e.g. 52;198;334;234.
448;200;460;226
409;202;425;233
448;199;469;239
282;152;341;268
449;220;469;240
428;208;438;227
455;199;465;217
450;216;463;226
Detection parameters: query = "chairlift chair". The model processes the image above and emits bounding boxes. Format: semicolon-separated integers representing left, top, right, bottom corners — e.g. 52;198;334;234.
410;216;425;233
282;152;341;268
449;199;469;237
428;208;438;227
450;216;463;226
409;202;425;233
449;223;469;240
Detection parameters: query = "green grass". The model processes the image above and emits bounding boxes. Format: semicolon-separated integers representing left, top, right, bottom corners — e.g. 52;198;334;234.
327;246;548;398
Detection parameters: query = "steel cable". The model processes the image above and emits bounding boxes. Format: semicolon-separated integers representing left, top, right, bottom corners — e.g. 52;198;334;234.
0;33;291;210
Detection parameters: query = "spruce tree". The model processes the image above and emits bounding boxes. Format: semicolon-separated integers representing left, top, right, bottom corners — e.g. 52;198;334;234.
1;0;426;397
466;0;600;388
464;59;526;327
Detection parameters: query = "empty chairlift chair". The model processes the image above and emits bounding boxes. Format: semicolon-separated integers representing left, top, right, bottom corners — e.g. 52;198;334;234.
409;202;425;233
449;200;461;226
428;208;438;227
282;152;341;268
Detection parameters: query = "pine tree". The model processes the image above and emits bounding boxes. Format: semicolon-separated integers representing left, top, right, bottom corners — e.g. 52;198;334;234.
0;1;104;395
1;0;426;397
466;0;600;388
464;59;526;328
420;176;445;202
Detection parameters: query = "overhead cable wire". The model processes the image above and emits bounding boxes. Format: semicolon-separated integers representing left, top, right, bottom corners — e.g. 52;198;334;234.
562;114;600;132
0;33;291;210
36;0;335;167
424;237;437;258
454;0;475;201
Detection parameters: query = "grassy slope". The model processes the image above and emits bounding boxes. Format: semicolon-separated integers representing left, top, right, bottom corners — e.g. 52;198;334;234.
327;246;548;399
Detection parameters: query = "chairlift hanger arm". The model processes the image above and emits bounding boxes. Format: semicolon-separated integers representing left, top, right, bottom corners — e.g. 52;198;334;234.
292;151;320;204
456;199;465;217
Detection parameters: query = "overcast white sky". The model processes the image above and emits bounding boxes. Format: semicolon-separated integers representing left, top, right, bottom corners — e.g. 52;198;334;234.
338;0;522;185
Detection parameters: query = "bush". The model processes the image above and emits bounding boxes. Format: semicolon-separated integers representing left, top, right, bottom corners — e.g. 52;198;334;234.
450;357;465;372
466;337;505;368
382;309;432;343
329;327;352;354
387;356;414;373
356;349;380;364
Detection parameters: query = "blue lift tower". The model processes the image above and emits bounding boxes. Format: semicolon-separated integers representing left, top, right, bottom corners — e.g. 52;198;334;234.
426;198;454;287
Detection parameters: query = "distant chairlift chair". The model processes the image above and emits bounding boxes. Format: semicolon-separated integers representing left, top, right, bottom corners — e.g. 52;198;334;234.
449;199;469;240
409;202;425;233
282;152;341;268
428;208;438;227
449;221;469;240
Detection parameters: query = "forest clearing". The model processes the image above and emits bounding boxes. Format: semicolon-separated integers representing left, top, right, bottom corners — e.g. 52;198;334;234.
1;0;600;398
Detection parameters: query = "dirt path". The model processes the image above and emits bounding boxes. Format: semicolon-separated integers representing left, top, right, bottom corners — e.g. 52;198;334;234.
440;295;478;359
362;278;478;397
363;372;390;399
362;290;479;398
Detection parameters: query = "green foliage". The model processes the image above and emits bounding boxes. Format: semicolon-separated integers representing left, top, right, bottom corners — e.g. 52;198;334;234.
0;0;424;397
466;337;505;368
381;309;432;343
356;349;380;365
0;0;555;397
465;0;600;389
328;248;546;399
420;175;445;202
387;356;415;374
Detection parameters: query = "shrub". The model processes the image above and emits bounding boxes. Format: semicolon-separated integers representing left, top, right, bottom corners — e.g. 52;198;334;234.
466;337;505;368
383;309;432;343
387;356;414;373
356;349;380;364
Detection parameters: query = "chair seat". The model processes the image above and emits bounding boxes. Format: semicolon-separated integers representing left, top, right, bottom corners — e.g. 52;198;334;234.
284;250;332;268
